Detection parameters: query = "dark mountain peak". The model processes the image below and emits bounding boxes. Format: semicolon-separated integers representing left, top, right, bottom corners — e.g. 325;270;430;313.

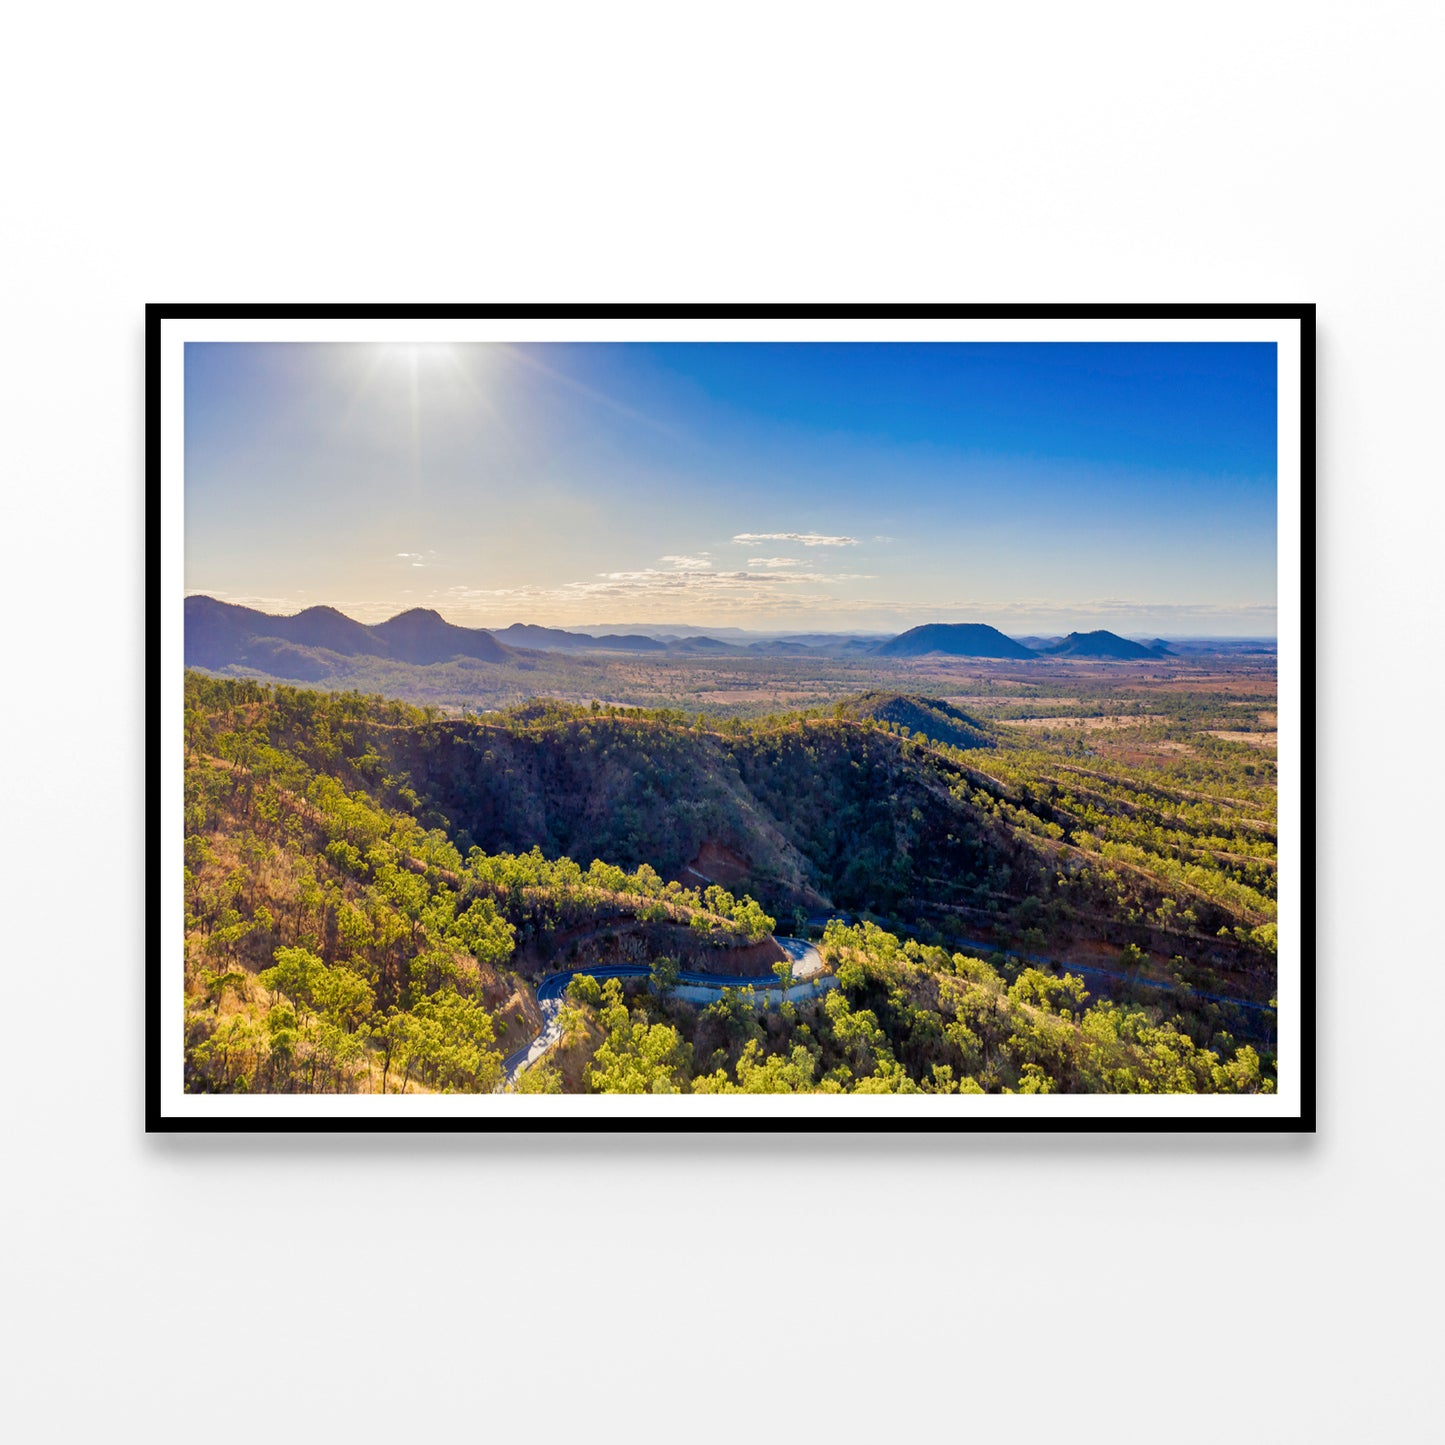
279;605;384;656
1041;629;1157;660
372;608;510;664
874;623;1035;660
381;606;445;624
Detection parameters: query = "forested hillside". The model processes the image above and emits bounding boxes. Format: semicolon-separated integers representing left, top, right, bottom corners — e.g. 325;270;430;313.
535;921;1273;1096
182;673;1277;1094
182;677;776;1094
831;691;994;749
397;699;1276;995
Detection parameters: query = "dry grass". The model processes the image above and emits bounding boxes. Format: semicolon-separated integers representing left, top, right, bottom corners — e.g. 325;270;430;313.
683;689;820;705
1139;675;1277;697
942;695;1084;707
1205;730;1278;749
1000;714;1161;731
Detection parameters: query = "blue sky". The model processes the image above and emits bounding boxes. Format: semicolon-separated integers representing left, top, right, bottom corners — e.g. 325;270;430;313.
185;340;1277;634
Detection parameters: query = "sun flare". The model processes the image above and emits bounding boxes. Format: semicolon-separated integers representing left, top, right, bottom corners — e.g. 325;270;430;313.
384;342;455;369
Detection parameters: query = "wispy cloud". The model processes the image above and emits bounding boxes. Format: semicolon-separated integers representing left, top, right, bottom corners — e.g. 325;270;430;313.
439;561;875;622
732;532;859;548
395;550;441;569
659;553;713;570
747;557;802;568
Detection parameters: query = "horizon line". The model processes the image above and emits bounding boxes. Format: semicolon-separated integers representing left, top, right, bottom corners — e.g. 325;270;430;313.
183;592;1278;642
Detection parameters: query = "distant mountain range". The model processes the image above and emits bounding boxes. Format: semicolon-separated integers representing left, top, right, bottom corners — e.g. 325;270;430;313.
875;622;1172;660
185;597;515;678
186;595;1184;679
184;596;816;676
492;623;667;653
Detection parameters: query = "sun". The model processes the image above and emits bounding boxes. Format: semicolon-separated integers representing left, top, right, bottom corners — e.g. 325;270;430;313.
384;342;455;370
339;342;501;447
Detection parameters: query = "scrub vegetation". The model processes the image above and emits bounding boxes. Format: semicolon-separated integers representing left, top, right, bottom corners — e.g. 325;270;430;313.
182;648;1278;1095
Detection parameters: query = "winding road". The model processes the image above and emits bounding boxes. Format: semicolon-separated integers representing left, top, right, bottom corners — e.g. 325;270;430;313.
500;922;1270;1085
502;936;825;1081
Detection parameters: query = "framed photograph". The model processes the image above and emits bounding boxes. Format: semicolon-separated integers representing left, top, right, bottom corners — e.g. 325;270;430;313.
149;304;1313;1131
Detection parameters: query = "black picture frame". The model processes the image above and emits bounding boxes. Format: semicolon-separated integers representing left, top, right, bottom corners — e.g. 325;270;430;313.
148;302;1315;1133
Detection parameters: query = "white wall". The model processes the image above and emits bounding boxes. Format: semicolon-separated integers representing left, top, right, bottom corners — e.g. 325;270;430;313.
2;4;1438;1440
